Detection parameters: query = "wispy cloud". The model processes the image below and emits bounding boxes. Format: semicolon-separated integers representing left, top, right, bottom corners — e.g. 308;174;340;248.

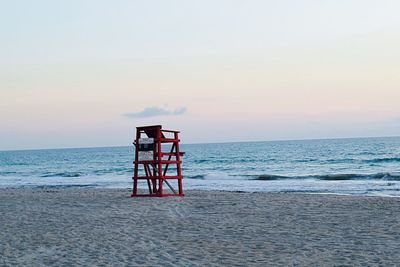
124;106;187;118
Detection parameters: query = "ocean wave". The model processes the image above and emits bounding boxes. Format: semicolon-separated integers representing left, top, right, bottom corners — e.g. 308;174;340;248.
316;174;359;180
39;168;132;178
370;173;400;180
294;159;318;163
93;167;132;175
187;175;205;179
294;157;400;164
363;157;400;163
0;171;18;176
253;174;289;180
246;173;400;181
32;184;98;189
41;172;84;178
193;159;211;163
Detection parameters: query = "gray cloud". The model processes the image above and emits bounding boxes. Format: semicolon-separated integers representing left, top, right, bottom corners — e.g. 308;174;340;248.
124;106;187;118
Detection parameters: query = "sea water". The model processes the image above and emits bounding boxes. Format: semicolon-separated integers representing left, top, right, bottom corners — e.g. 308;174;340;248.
1;137;400;196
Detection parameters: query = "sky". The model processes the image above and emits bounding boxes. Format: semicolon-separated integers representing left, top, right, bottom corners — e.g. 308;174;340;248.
1;0;400;150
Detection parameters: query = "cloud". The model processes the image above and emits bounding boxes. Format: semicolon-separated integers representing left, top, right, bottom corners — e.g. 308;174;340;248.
124;106;187;118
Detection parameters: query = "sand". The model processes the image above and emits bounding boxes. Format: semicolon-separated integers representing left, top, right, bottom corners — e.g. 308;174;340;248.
0;189;399;266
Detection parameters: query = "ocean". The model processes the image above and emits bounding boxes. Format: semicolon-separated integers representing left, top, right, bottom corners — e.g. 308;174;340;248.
1;137;400;196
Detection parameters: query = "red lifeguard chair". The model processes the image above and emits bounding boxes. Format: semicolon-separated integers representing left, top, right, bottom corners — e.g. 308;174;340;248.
131;125;184;197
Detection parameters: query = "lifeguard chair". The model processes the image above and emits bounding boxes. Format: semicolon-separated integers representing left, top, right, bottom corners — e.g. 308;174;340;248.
131;125;184;197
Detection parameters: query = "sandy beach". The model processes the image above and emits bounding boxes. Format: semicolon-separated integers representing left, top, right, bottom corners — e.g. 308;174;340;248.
0;189;399;266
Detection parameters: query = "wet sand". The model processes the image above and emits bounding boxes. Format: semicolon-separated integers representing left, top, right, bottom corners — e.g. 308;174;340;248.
0;189;399;266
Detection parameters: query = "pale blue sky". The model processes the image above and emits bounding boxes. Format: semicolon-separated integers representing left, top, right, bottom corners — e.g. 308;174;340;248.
1;1;400;150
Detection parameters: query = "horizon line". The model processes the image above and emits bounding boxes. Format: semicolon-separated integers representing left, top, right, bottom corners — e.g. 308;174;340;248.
1;134;399;152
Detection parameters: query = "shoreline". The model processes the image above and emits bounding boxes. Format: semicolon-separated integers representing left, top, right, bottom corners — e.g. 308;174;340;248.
1;189;399;266
1;186;399;198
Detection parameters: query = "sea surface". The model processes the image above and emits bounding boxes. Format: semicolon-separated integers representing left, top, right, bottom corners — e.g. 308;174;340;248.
1;137;400;196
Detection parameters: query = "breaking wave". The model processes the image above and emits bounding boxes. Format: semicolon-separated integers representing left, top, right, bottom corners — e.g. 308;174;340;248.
248;173;400;181
32;184;98;189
